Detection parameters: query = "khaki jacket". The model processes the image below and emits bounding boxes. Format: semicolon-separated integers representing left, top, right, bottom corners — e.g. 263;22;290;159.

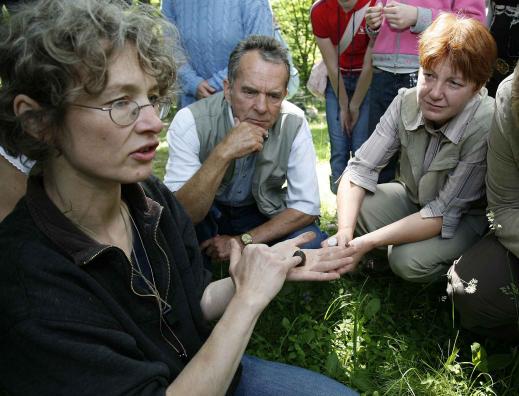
486;66;519;257
397;87;494;237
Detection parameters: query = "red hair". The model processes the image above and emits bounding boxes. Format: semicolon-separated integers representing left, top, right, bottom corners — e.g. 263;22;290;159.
419;13;497;89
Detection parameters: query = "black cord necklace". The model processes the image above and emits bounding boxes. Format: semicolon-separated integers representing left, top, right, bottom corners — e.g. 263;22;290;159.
123;203;188;361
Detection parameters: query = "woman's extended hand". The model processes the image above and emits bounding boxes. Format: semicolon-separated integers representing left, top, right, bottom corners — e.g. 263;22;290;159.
333;236;371;274
270;232;357;281
320;230;376;274
289;244;357;279
322;227;354;249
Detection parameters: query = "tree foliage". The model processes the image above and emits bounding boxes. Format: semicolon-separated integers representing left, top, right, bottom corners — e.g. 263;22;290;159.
272;0;318;87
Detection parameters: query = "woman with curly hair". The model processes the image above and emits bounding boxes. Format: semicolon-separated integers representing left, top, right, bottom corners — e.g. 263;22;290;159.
0;0;357;394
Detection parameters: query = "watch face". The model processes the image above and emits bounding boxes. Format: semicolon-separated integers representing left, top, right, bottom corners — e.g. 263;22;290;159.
241;233;253;245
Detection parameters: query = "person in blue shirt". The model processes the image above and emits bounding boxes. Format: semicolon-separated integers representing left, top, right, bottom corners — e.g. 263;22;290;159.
161;0;274;108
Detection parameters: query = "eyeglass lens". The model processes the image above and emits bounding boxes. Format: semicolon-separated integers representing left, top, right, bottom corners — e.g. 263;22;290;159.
111;100;171;126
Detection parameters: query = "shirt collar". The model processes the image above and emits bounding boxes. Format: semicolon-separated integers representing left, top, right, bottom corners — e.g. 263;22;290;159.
25;175;160;266
227;104;236;127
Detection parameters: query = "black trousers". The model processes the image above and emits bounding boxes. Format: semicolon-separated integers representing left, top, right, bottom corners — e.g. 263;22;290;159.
448;233;519;343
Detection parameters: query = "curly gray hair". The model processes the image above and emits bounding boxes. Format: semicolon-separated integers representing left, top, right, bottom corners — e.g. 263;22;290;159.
0;0;181;162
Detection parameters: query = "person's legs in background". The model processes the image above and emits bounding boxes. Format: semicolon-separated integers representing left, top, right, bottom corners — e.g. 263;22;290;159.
0;155;28;222
345;73;370;156
368;69;418;183
355;183;487;282
325;74;370;194
234;354;358;396
325;77;349;194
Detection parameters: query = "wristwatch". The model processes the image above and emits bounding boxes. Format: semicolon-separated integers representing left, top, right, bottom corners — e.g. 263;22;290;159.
240;233;253;246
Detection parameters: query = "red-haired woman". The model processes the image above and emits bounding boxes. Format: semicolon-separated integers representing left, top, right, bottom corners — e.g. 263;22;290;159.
327;13;497;283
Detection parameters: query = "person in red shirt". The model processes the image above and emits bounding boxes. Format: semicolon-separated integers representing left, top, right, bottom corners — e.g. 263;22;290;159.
311;0;375;194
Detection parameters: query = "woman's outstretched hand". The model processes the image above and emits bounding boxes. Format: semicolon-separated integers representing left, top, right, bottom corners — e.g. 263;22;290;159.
270;232;357;281
322;231;373;274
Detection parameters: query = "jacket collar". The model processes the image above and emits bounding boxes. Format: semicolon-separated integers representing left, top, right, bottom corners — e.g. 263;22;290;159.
402;87;487;144
26;175;162;267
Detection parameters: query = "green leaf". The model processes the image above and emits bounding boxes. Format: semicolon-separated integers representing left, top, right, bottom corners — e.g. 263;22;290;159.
324;351;340;377
281;317;291;330
471;342;489;373
350;368;374;392
445;345;459;367
302;329;315;343
363;298;381;321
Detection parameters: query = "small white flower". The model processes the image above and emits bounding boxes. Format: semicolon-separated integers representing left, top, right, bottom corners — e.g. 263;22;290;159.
465;278;478;294
487;210;502;231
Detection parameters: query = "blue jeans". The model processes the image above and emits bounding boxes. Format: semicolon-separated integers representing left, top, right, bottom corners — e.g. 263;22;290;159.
368;69;418;183
234;355;358;396
196;203;327;268
325;73;370;194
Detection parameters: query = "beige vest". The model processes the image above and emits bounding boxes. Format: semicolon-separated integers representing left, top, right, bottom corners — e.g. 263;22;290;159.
188;92;304;217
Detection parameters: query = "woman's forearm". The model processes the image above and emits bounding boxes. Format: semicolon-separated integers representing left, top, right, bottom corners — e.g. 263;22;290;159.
200;277;235;322
359;212;443;250
336;176;366;238
167;295;260;396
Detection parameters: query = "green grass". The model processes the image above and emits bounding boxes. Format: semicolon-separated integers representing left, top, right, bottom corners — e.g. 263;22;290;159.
153;102;519;395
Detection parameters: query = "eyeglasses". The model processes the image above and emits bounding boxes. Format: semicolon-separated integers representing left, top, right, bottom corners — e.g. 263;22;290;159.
69;97;172;126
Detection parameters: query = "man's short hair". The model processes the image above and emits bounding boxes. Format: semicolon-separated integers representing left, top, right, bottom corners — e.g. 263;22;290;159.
227;35;290;88
419;13;497;90
0;0;181;163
